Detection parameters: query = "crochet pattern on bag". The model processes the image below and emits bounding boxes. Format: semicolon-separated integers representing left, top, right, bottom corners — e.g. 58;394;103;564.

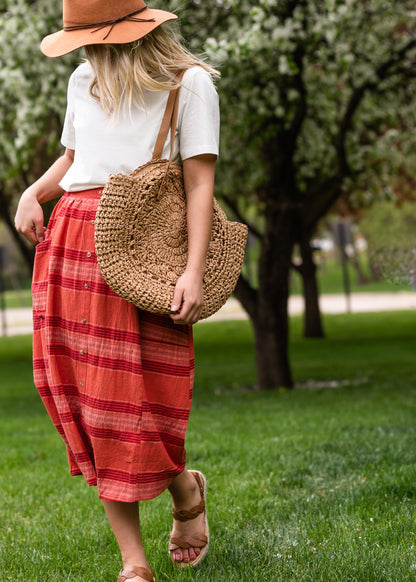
94;159;248;319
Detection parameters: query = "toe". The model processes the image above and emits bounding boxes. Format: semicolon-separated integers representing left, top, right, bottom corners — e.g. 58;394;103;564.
182;548;190;563
188;546;199;561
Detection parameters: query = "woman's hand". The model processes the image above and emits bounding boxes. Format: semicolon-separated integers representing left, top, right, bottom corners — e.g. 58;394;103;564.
14;190;46;245
169;154;216;326
14;148;75;245
170;270;204;325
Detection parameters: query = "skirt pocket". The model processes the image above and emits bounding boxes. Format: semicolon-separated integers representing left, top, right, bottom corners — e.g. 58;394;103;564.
32;238;51;316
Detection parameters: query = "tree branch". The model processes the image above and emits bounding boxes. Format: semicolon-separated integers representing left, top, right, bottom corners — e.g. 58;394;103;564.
303;175;343;230
221;194;262;240
233;273;258;321
304;35;416;228
336;36;416;177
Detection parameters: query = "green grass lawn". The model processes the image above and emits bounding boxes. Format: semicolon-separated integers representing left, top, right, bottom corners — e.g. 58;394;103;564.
2;288;32;309
1;312;415;581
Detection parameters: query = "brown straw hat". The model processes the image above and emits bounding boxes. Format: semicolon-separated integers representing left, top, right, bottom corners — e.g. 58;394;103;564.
40;0;177;57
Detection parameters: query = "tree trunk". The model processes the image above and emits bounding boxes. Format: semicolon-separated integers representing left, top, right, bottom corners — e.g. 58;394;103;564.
234;276;295;389
298;237;325;338
349;255;368;285
349;237;369;285
251;304;293;389
234;199;297;389
234;278;294;388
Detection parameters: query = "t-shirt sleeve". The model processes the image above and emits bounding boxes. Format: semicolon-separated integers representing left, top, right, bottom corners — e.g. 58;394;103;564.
60;72;76;149
178;68;220;161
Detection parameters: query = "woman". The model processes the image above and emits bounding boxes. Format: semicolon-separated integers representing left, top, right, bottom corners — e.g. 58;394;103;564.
14;1;219;581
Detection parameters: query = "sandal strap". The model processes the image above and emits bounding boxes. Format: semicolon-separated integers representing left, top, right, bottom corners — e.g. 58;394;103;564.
169;534;209;551
172;499;205;522
192;471;205;498
171;470;206;522
117;566;154;582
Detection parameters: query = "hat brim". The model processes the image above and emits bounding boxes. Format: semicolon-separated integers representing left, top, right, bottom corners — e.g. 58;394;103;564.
40;8;177;57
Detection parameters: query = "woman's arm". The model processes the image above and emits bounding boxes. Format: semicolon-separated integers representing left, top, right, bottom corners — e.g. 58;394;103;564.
15;148;74;245
170;153;216;325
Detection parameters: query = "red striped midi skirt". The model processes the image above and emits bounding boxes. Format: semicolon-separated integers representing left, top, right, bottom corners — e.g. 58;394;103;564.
32;189;195;502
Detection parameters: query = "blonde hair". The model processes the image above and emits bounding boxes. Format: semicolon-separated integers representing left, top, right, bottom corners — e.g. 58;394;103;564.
84;26;219;117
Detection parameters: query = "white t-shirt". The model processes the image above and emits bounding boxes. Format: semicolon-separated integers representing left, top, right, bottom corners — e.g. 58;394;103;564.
59;62;220;192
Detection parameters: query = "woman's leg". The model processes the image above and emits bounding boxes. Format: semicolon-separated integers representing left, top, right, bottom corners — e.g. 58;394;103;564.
102;500;152;580
168;469;207;564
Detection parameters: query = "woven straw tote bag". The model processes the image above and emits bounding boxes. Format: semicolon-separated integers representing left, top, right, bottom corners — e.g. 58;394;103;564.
94;78;248;320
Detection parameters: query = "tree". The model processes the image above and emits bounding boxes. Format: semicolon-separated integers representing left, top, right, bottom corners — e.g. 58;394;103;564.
2;1;416;388
0;0;77;272
171;0;416;388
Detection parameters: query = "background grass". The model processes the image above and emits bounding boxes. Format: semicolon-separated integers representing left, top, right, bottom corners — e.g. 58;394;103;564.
0;312;416;581
2;288;32;309
290;256;413;295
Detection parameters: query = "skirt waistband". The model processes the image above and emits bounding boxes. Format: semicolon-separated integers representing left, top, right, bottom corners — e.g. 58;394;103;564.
64;188;103;199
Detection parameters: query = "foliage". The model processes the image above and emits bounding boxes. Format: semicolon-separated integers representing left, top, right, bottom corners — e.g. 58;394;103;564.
0;0;77;185
359;201;416;287
0;0;78;272
171;0;416;217
3;1;414;212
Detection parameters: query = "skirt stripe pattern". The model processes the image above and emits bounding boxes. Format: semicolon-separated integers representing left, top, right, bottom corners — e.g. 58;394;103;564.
32;189;194;502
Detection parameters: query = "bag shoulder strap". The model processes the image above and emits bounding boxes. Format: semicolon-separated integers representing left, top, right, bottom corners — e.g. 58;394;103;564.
152;71;184;162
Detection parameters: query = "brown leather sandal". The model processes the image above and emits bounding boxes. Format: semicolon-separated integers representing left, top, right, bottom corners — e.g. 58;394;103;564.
168;470;209;568
117;565;155;582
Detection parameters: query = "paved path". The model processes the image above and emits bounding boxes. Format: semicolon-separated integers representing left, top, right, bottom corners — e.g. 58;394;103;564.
206;291;416;322
2;291;415;336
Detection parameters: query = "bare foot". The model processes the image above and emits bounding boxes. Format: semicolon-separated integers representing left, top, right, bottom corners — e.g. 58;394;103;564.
168;470;208;567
